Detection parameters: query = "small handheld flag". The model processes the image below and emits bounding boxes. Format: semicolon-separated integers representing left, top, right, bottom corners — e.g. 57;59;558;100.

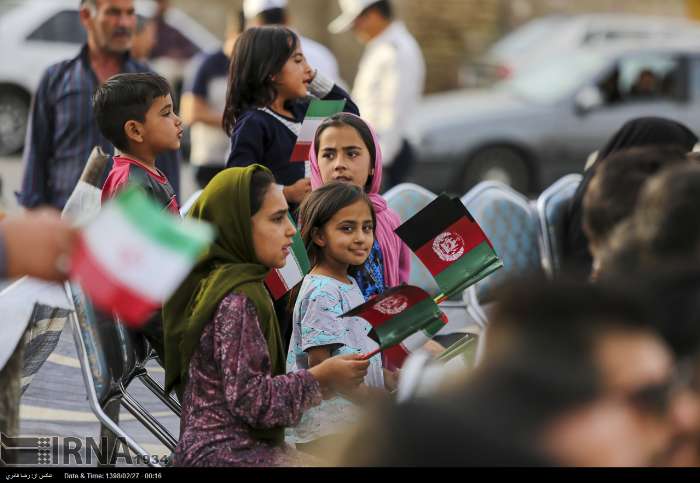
341;285;446;365
395;194;503;299
290;99;347;164
69;186;214;327
265;213;311;300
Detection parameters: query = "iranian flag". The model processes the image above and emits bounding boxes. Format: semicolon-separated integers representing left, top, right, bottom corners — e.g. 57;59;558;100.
395;194;502;299
342;285;446;368
265;214;311;300
290;99;347;163
69;187;214;327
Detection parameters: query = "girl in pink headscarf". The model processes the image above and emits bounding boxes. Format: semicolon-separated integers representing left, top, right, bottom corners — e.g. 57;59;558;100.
309;113;410;299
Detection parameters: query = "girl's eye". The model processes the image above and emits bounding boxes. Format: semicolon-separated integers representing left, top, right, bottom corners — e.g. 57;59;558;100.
348;150;360;158
363;224;373;233
341;226;353;233
322;152;335;160
272;215;285;223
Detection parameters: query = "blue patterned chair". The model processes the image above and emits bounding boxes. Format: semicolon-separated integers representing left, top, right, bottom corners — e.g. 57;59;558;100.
461;182;546;325
68;283;179;467
536;174;582;278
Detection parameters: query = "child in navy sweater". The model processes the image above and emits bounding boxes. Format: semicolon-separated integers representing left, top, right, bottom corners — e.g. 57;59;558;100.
223;26;358;209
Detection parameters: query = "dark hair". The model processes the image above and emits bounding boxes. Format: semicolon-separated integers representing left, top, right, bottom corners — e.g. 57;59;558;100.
633;163;700;259
484;276;652;437
93;72;172;153
288;182;375;309
249;169;276;216
360;0;393;20
256;7;287;25
582;146;688;247
222;26;299;135
313;113;377;191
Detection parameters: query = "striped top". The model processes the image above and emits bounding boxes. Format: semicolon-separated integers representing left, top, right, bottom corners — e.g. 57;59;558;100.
19;45;181;210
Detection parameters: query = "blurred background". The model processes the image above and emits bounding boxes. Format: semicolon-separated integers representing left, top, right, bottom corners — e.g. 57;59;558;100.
3;0;700;214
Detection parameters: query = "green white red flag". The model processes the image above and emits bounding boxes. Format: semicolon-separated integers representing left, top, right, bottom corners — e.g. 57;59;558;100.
290;99;347;163
265;214;311;300
342;285;446;368
69;187;214;327
394;194;503;299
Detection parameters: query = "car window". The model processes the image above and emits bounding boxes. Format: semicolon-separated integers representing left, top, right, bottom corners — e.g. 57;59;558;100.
502;51;608;103
26;10;86;44
597;53;684;106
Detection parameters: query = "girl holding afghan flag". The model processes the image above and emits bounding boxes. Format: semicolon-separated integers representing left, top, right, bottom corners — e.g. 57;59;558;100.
309;113;410;299
286;183;399;455
163;166;368;467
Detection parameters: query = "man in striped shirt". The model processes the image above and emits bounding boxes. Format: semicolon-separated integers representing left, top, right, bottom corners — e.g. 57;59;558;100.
18;0;181;211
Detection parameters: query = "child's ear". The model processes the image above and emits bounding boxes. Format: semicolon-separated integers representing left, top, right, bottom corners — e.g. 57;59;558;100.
124;120;144;144
311;227;326;248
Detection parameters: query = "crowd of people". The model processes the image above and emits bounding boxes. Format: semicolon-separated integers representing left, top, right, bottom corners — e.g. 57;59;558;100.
3;0;700;469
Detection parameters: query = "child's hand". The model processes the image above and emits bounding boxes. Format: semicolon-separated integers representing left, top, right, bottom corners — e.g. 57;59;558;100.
309;354;369;396
283;178;311;204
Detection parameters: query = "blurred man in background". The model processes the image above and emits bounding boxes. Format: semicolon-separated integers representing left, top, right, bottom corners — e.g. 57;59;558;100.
329;0;425;189
180;11;244;188
18;0;181;210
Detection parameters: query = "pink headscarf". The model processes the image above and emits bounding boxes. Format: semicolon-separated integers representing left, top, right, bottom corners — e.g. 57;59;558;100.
309;113;410;287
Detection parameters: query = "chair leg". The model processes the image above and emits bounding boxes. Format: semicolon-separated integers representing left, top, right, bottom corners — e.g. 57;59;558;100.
97;399;120;468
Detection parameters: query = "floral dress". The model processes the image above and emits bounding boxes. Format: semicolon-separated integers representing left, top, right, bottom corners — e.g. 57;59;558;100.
351;240;386;299
175;292;322;467
286;274;384;444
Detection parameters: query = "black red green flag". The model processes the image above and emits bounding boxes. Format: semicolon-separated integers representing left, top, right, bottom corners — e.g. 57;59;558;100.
341;285;446;368
394;194;502;299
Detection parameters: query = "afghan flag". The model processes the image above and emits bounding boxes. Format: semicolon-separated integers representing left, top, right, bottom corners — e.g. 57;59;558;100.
265;214;311;300
342;285;446;368
395;194;503;299
290;99;347;163
69;186;214;327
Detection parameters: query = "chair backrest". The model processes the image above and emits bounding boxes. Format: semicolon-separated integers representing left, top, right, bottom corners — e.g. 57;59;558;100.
461;181;545;305
384;183;441;295
536;174;582;278
70;284;149;405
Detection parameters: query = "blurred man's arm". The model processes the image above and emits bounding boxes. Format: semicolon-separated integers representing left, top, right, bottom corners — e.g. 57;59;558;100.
180;93;223;128
1;210;77;282
18;70;55;209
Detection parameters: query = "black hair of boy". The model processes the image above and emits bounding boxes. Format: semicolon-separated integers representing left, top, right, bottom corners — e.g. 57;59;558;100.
93;72;172;153
582;145;688;251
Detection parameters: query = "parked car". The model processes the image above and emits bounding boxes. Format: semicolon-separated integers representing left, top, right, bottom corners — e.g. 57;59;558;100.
408;42;700;195
0;0;220;155
461;14;700;87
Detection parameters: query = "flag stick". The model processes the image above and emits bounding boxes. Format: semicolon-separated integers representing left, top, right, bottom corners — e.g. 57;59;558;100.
433;293;447;305
359;347;382;360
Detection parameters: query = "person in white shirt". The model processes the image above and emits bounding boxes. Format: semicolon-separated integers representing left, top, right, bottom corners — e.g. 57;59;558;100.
243;0;343;86
329;0;426;189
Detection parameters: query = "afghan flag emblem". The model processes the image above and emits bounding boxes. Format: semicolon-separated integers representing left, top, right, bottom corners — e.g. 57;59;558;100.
342;285;446;367
265;214;311;300
395;194;503;299
290;99;347;163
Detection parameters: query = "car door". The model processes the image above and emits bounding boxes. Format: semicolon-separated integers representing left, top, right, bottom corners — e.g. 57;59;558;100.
560;52;694;170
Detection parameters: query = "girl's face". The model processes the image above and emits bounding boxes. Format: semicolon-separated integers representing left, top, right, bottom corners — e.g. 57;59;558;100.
274;44;313;101
313;199;374;268
318;125;373;189
251;184;297;269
